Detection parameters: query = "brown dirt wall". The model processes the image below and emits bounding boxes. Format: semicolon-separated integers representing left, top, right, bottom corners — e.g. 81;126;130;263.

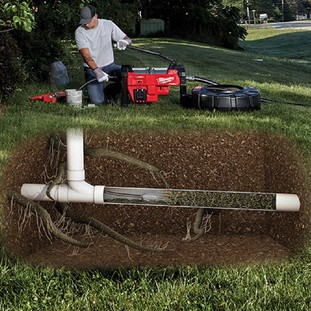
1;129;310;269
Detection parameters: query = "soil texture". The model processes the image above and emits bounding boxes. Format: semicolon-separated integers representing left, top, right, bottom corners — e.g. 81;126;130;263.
1;129;310;269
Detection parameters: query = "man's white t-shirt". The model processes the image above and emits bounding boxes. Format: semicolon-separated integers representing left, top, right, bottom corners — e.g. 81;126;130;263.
75;19;126;68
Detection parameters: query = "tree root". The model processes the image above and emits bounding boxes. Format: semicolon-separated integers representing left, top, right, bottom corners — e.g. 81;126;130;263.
54;202;169;252
48;133;66;168
9;191;168;252
47;133;169;188
46;161;66;200
8;191;90;248
182;208;212;243
85;146;169;188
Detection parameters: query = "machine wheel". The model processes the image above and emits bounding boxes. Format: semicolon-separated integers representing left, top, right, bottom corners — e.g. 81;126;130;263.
121;79;130;107
191;85;261;111
121;65;133;107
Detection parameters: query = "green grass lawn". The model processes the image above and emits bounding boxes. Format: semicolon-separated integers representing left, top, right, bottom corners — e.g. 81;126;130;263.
240;28;311;60
0;28;311;310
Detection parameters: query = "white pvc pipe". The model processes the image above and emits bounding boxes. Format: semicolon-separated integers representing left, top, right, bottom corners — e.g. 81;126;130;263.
21;183;105;204
276;193;300;212
21;182;301;212
20;128;301;212
66;128;85;182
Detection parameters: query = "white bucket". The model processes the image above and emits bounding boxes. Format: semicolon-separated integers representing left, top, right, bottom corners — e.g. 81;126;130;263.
65;89;83;108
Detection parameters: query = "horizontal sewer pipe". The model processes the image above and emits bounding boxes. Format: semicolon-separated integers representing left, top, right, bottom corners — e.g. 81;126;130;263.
21;128;300;212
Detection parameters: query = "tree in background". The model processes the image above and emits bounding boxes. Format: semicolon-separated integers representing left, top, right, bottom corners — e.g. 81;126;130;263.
286;0;307;19
140;0;247;49
304;0;311;18
222;0;245;14
0;0;35;32
224;0;310;22
93;0;140;34
0;1;35;100
12;0;81;82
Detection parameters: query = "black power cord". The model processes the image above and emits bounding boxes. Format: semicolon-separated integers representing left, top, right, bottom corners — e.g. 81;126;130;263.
261;97;310;108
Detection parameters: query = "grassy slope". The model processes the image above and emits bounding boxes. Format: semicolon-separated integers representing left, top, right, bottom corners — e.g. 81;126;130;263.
1;28;311;310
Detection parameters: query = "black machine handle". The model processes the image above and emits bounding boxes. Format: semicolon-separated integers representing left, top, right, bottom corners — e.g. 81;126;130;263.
127;46;220;86
127;45;177;65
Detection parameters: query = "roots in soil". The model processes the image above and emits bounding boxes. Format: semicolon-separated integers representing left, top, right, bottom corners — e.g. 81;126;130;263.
182;208;213;242
8;191;90;248
8;133;172;252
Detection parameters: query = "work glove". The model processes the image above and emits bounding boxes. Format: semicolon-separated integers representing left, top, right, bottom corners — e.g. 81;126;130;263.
93;68;109;82
117;39;130;50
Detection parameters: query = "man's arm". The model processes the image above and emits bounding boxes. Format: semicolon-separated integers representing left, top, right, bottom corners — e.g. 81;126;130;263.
79;48;109;82
79;48;98;70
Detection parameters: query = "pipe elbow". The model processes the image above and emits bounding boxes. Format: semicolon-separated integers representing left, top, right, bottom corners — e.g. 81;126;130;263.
21;183;105;204
67;181;105;204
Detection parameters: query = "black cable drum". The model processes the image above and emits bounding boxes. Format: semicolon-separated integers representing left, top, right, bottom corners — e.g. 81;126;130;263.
191;85;261;111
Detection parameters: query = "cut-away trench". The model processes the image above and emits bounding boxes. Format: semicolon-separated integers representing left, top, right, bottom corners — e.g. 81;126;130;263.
1;129;310;269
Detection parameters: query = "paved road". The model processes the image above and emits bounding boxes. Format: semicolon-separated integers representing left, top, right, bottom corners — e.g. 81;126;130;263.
252;20;311;30
270;20;311;30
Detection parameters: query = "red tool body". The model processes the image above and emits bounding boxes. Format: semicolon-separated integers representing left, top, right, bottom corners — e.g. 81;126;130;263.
29;92;66;103
126;67;181;103
121;62;188;107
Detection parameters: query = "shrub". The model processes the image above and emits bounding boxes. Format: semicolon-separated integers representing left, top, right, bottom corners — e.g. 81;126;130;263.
12;2;74;82
0;32;27;100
